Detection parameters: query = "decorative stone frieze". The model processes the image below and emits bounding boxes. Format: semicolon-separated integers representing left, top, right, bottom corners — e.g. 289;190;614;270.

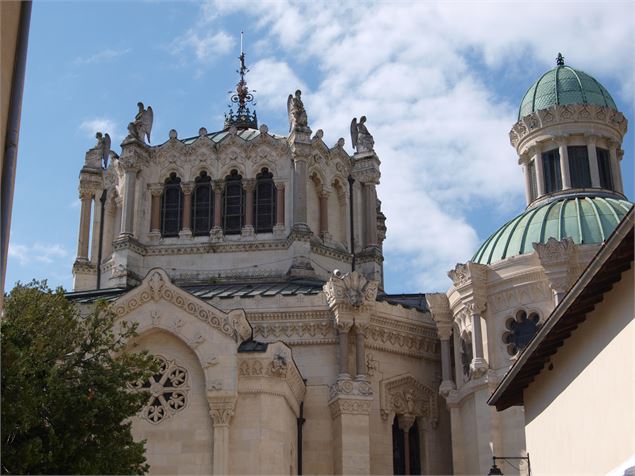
379;373;438;427
329;376;373;401
509;104;628;149
328;397;373;419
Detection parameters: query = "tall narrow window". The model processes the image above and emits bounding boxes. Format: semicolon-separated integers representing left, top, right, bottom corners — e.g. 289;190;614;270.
596;147;614;190
392;416;422;475
528;160;538;201
223;169;244;234
542;149;562;194
192;171;213;236
568;146;591;188
254;168;276;233
161;173;183;237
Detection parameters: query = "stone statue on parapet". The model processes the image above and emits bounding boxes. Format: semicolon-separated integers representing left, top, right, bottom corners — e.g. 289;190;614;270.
92;131;117;169
287;89;308;132
350;116;375;154
127;102;153;144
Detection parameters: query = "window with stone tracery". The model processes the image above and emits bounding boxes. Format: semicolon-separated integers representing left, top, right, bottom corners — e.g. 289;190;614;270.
502;310;540;356
192;171;213;236
254;168;275;233
223;169;244;234
131;355;190;424
161;173;183;237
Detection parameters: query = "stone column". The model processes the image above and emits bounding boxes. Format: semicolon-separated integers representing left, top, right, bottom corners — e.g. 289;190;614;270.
426;292;456;395
557;137;571;190
212;179;223;234
243;179;255;236
608;141;624;193
355;324;367;380
319;190;329;238
467;303;488;378
365;183;378;247
76;190;93;260
337;321;352;378
292;158;308;228
90;193;102;265
120;168;137;237
207;395;236;476
398;414;416;475
586;135;601;188
149;184;162;235
275;182;285;226
532;144;546;196
102;196;116;261
522;162;533;204
180;182;193;238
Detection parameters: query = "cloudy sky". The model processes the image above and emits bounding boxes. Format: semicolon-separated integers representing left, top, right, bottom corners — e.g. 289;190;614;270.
6;1;634;293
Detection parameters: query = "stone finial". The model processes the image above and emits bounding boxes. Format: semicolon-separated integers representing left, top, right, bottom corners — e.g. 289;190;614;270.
199;127;207;137
169;129;178;140
323;270;379;310
556;52;565;66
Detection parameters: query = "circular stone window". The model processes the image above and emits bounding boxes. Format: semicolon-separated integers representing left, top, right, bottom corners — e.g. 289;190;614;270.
502;310;540;356
132;355;190;424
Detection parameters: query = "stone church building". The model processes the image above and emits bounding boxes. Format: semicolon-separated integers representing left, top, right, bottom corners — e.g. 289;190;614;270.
68;52;631;475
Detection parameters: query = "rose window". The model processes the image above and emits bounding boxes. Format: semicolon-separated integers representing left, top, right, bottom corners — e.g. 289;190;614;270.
503;310;540;356
132;355;190;424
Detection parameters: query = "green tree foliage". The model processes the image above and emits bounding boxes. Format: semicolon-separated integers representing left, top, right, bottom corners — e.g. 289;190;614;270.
1;281;156;474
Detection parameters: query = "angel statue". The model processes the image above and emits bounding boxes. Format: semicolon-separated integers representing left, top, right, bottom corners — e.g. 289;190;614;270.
127;102;153;144
287;89;308;132
95;132;112;169
350;116;375;154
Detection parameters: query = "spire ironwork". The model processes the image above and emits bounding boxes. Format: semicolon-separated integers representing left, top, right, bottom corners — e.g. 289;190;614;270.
556;52;565;66
224;32;258;130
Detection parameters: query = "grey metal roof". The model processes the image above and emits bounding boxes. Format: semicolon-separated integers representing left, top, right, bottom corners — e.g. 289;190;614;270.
181;280;324;300
65;287;128;303
180;128;286;145
377;293;428;312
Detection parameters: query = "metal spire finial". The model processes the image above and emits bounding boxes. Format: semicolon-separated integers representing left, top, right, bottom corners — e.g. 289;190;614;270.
224;32;257;130
556;53;565;66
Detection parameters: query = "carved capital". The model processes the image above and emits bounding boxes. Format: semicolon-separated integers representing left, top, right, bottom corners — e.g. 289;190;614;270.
274;181;286;191
79;190;94;201
149;183;163;197
213;179;225;190
555;135;569;147
329;376;373;401
355;322;370;336
328;395;373;419
585;133;599;145
243;179;256;192
397;413;416;432
335;319;353;333
181;181;194;195
207;395;236;427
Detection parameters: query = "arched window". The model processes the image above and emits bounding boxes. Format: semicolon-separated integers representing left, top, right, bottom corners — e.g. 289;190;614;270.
161;173;183;237
254;168;275;233
223;169;244;234
192;171;213;236
392;416;422;475
503;310;540;356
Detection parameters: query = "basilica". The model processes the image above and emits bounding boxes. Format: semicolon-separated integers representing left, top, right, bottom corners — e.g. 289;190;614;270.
68;51;632;475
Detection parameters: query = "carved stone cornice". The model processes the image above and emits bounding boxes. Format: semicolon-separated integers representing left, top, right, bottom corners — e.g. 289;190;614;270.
110;268;252;342
533;237;579;294
323;270;379;312
509;104;628;150
72;259;96;275
379;373;438;427
328;394;373;419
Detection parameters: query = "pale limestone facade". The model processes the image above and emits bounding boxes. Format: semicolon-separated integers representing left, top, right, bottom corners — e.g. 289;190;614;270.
70;82;451;474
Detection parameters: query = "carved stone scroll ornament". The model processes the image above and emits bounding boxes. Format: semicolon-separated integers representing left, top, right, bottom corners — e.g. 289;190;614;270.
329;376;373;401
323;270;379;309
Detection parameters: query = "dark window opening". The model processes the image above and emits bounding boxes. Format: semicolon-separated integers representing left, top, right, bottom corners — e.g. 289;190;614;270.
392;416;421;475
460;336;473;380
161;173;183;237
596;147;614;190
192;171;213;236
255;168;276;233
528;160;538;200
503;310;540;356
542;149;562;194
223;169;244;234
568;146;591;188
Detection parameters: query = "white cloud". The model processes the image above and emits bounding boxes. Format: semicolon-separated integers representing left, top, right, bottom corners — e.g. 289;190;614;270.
183;1;634;289
170;29;235;63
73;48;130;65
9;242;70;267
79;118;122;143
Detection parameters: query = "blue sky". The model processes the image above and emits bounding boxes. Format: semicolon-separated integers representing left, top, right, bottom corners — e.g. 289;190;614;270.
6;1;634;293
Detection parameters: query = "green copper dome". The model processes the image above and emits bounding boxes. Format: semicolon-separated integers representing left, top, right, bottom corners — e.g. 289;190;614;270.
472;195;632;265
518;56;617;120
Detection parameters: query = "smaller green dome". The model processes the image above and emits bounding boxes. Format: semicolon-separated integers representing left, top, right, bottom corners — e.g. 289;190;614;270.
518;56;617;120
472;195;632;265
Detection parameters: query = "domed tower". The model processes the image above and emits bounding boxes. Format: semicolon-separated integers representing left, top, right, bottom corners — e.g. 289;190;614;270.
426;55;632;474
